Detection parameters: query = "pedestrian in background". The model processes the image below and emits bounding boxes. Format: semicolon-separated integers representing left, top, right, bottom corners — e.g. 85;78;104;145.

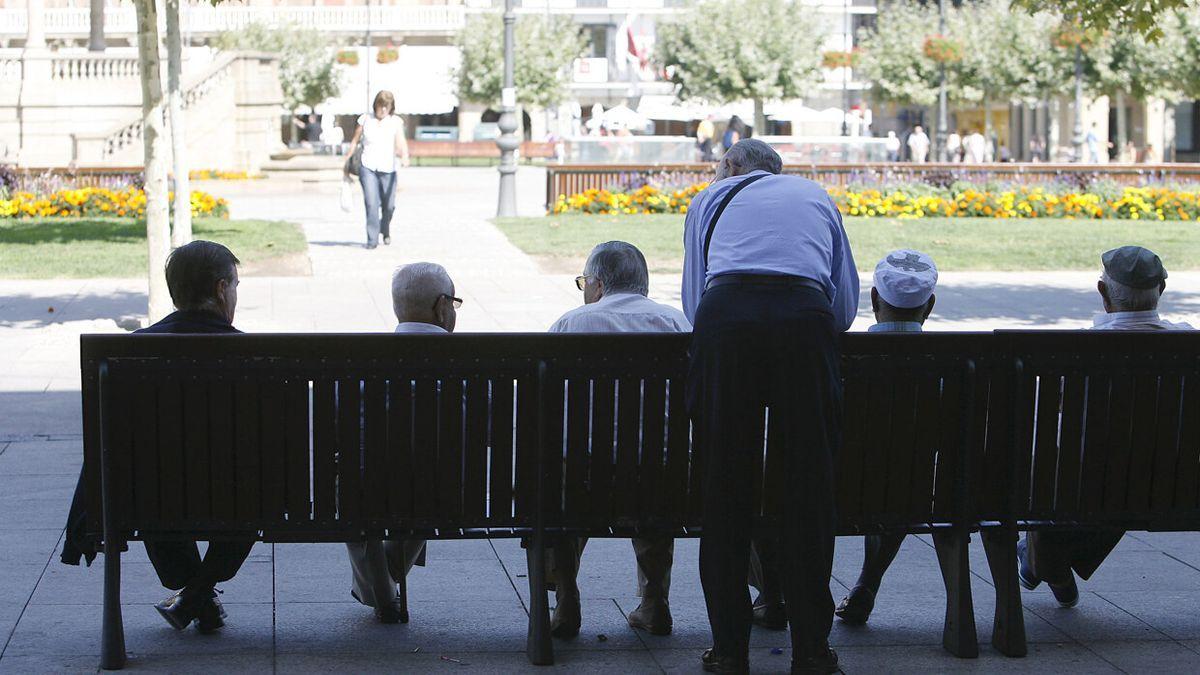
346;90;410;250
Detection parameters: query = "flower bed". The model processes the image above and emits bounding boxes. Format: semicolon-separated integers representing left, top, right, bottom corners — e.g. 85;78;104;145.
552;183;1200;221
0;187;229;219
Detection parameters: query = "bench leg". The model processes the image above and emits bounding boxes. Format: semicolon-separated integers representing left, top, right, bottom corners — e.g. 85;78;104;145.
397;547;410;625
982;529;1028;657
931;530;979;658
99;540;126;670
525;536;554;666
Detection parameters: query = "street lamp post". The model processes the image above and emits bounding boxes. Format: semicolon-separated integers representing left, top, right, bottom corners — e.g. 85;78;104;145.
936;0;948;161
495;0;519;217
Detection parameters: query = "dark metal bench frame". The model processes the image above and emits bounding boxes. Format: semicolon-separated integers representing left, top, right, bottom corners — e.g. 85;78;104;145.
79;331;1200;670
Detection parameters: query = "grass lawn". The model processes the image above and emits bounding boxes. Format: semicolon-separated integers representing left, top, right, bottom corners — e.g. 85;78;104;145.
0;217;309;279
495;214;1200;274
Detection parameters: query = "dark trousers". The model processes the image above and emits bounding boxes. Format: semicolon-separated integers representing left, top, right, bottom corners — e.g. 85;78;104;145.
1027;530;1123;585
688;284;842;659
144;540;254;593
359;166;396;245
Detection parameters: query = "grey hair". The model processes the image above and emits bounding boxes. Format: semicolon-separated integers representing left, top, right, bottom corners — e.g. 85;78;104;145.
391;262;454;322
584;241;650;296
1101;271;1161;312
716;138;783;180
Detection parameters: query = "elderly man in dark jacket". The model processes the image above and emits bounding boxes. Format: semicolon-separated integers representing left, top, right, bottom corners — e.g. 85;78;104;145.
62;240;253;634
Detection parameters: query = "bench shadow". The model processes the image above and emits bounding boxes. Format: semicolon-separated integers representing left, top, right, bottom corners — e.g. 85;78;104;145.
0;290;145;328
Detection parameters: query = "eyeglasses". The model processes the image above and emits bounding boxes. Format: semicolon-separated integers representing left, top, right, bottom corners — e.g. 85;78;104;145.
574;275;589;291
434;294;463;310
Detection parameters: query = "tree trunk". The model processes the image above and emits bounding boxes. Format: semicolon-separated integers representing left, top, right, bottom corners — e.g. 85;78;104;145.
983;97;993;162
1115;91;1127;162
134;0;171;323
88;0;105;52
1048;98;1061;160
166;0;190;247
753;98;766;138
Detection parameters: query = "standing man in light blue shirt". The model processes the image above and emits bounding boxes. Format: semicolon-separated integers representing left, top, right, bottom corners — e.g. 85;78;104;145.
683;140;858;674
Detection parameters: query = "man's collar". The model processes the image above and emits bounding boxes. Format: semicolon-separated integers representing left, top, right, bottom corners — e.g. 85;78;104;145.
868;321;924;333
1093;310;1160;327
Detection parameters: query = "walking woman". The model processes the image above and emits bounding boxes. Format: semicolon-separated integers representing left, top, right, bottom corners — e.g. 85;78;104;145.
347;91;410;249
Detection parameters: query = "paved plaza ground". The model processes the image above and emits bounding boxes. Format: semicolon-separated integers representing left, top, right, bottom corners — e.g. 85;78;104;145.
1;167;1199;672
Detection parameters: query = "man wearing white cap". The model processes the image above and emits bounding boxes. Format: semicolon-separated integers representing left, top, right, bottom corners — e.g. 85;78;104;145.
836;249;937;625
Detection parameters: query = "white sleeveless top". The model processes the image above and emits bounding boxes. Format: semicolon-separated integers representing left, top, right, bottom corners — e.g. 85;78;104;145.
357;114;404;173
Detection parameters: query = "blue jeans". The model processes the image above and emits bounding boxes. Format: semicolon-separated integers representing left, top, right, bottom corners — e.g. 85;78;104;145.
359;167;396;245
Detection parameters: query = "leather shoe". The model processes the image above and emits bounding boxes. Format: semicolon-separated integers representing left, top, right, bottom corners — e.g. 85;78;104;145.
383;236;391;245
196;590;227;633
792;644;839;674
1049;576;1079;608
154;589;205;631
834;586;875;625
551;596;581;639
752;600;788;630
375;598;407;624
627;599;672;636
701;647;749;673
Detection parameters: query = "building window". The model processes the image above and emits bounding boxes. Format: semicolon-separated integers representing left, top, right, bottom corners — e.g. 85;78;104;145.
1176;102;1196;153
587;24;608;59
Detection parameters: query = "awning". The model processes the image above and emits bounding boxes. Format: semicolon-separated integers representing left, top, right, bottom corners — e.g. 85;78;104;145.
317;45;460;116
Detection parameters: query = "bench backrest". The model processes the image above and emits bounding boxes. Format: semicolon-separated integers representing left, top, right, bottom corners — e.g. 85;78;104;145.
1002;332;1200;530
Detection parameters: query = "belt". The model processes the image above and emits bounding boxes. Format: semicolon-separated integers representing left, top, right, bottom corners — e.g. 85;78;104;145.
705;274;825;294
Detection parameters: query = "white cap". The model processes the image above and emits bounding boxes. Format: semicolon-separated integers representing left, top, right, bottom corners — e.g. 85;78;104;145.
873;249;938;309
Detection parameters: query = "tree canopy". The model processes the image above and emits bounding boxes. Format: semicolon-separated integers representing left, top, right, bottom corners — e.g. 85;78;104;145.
214;22;343;112
1012;0;1189;40
453;13;586;109
656;0;825;128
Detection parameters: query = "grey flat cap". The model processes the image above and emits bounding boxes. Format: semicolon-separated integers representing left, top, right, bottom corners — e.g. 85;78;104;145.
1102;246;1168;289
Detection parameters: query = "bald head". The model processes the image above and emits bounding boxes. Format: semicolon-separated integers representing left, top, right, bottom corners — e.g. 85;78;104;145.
391;262;456;330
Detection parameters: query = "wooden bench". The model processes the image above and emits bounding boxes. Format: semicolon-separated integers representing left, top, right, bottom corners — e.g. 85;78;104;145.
976;331;1200;658
79;331;1199;669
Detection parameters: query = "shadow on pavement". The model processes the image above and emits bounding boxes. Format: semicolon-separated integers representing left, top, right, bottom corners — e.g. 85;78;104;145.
0;291;145;328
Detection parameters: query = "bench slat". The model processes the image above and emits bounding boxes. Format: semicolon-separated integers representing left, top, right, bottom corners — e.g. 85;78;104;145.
908;374;941;519
259;380;286;524
641;376;667;519
515;374;538;520
413;378;438;519
1126;374;1162;512
362;379;388;528
1149;376;1183;512
439;378;466;521
589;377;616;521
614;377;641;519
489;378;515;522
284;379;311;523
836;372;869;523
665;377;691;521
1054;375;1086;514
885;376;919;516
337;378;362;526
312;380;338;523
1174;376;1200;510
1102;377;1136;514
234;381;262;524
387;379;415;521
130;377;157;529
158;377;186;524
1030;374;1062;514
933;371;964;520
1079;375;1111;515
183;379;212;522
861;376;893;518
463;377;489;522
209;380;237;524
564;377;589;520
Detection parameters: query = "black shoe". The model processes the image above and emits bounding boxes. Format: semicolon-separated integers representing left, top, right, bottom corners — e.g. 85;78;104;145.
154;589;205;631
792;645;839;674
752;599;788;630
834;586;875;625
196;589;226;633
1017;539;1040;591
701;647;749;673
1049;576;1080;608
383;236;391;245
375;598;407;624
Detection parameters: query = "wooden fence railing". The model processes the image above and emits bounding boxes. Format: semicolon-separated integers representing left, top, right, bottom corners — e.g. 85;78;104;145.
544;162;1200;211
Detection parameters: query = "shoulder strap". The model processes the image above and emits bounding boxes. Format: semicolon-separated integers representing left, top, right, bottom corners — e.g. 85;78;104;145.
703;173;770;266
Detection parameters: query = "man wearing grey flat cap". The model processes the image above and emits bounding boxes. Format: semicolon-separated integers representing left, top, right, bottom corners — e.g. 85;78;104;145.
1016;245;1193;610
